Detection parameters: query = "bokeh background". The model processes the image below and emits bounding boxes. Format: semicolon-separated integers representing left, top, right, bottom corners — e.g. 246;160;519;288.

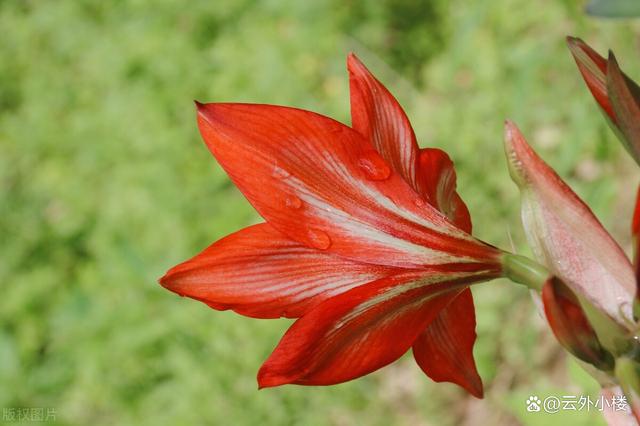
2;1;640;425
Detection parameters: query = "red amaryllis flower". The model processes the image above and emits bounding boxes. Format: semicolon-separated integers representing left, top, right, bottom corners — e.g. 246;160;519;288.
567;36;640;165
504;121;635;363
160;54;505;396
568;37;640;323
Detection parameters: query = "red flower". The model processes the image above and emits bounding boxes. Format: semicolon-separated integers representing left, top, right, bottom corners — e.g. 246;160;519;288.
568;37;640;323
567;36;640;165
160;54;504;396
504;121;635;328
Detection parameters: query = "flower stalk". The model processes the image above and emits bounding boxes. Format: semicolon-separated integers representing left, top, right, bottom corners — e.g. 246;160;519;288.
615;357;640;422
502;253;548;291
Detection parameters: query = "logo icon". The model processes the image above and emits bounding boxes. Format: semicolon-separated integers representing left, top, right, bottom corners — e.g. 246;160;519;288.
526;396;542;412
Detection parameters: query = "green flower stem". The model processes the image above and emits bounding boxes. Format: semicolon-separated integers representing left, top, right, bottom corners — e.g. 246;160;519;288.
614;357;640;421
615;357;640;394
502;253;549;291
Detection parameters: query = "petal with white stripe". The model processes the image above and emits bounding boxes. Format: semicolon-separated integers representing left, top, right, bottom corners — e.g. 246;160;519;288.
348;53;419;190
413;288;483;398
196;102;499;269
567;36;614;121
412;149;481;396
258;268;500;388
159;223;397;319
416;148;472;233
567;37;640;164
348;55;473;233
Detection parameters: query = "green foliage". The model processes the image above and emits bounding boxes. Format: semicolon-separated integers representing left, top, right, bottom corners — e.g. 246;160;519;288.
337;0;448;84
1;0;639;425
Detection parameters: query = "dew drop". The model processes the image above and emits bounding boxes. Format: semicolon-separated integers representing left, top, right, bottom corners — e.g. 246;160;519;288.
306;228;331;250
285;195;303;209
358;151;391;181
272;165;291;179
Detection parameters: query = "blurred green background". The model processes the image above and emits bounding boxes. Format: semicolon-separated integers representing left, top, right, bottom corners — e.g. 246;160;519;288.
2;1;640;425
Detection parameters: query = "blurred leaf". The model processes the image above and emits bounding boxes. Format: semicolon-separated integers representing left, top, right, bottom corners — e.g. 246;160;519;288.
586;0;640;18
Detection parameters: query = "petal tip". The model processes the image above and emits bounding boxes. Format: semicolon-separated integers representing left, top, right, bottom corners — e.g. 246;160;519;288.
467;379;484;399
257;365;292;389
504;119;517;134
566;35;583;49
503;121;530;188
157;269;181;294
346;52;365;74
157;263;194;296
503;119;522;152
566;36;592;60
194;101;230;123
158;273;169;287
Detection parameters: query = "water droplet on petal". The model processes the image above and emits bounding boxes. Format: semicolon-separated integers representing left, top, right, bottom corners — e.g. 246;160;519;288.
358;150;391;181
285;195;303;209
306;228;331;250
272;165;291;179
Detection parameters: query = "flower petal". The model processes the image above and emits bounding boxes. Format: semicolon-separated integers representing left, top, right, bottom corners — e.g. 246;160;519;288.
567;36;614;121
633;186;640;318
504;121;634;326
541;276;614;371
412;288;483;398
196;102;499;269
348;57;480;393
159;223;397;319
633;185;640;245
567;37;640;164
257;268;500;388
607;51;640;163
416;148;472;233
413;150;478;396
348;55;472;232
348;53;420;192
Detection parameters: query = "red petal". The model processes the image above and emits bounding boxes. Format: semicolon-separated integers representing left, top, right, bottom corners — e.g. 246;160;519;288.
504;121;634;325
348;53;420;192
416;148;472;233
348;55;472;232
257;268;500;388
347;58;480;393
567;37;640;165
633;186;640;306
196;102;499;269
541;276;613;370
414;150;479;396
160;223;397;319
607;51;640;164
566;36;614;122
633;185;640;240
412;288;483;397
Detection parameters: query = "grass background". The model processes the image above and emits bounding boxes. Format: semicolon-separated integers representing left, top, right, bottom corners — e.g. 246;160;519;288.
1;0;640;424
